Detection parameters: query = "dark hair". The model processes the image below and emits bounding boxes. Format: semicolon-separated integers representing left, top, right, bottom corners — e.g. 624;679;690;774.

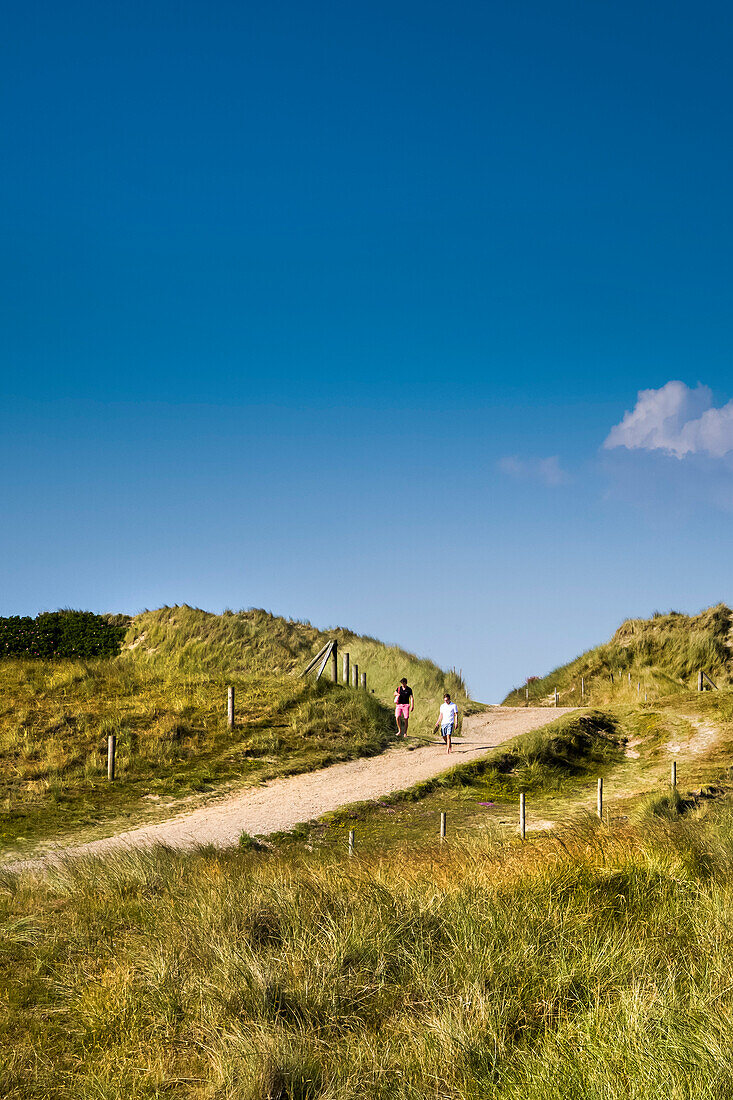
444;693;451;700
400;678;407;684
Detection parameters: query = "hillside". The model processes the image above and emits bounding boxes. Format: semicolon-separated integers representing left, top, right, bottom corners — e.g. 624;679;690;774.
503;603;733;706
0;606;468;855
125;605;469;727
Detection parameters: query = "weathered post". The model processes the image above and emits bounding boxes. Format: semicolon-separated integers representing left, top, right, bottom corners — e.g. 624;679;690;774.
519;792;526;840
360;671;367;691
348;829;355;857
440;811;447;841
628;672;632;684
331;640;338;683
698;670;704;692
597;777;603;820
525;685;529;705
107;734;116;782
671;760;677;788
343;652;350;685
227;686;235;730
554;689;559;707
352;663;359;689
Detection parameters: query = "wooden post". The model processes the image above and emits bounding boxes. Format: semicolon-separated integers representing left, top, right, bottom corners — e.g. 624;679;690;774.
519;792;526;840
698;670;704;692
440;811;447;841
343;652;350;685
581;676;585;698
525;685;529;705
597;777;603;820
107;734;116;782
360;671;367;691
227;686;235;730
348;829;355;857
352;663;359;689
331;640;338;683
671;760;677;788
554;689;559;707
628;672;632;684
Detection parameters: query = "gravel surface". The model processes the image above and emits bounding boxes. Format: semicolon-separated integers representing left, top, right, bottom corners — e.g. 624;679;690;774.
5;707;575;869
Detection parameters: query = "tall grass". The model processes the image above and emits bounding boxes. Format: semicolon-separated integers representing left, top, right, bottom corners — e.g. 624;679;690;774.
504;602;733;706
128;605;470;738
4;805;733;1097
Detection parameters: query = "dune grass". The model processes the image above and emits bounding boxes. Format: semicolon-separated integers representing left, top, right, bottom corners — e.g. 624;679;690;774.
4;805;733;1097
503;603;733;706
0;658;393;854
127;605;470;739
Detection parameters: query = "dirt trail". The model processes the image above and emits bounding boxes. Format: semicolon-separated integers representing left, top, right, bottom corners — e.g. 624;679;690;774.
4;707;574;869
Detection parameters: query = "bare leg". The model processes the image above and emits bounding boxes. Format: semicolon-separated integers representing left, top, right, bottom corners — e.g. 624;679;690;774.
395;714;403;738
446;730;452;754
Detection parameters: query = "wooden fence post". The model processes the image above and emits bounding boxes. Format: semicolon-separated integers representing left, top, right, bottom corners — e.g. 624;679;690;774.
331;640;338;683
352;663;359;689
440;811;447;841
597;777;603;820
671;761;677;788
525;685;529;705
698;670;704;692
360;671;367;691
519;792;526;840
107;734;116;782
554;689;559;707
343;652;350;685
227;686;235;730
581;676;585;698
348;829;355;857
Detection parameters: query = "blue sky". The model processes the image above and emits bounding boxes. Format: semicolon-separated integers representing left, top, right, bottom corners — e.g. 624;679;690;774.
2;0;733;699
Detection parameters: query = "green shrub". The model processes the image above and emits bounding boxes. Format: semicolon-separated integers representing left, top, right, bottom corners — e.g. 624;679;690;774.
0;611;128;660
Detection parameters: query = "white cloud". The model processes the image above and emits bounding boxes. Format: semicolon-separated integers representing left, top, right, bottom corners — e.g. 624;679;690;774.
499;454;569;486
604;381;733;458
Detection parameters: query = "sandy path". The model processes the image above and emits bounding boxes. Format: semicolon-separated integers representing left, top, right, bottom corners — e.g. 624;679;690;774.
5;707;574;869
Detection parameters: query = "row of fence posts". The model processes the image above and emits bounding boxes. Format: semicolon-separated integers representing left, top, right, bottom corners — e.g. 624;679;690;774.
342;652;367;691
529;667;712;707
344;764;680;852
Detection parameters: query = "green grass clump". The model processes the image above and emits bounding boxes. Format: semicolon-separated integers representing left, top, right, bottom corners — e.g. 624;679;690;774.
504;602;733;707
5;807;733;1097
394;710;623;802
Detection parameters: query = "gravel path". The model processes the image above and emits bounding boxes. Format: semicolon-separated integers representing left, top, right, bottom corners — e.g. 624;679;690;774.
6;707;574;869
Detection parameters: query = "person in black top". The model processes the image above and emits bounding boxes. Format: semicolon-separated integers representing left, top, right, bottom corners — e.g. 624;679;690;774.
393;677;414;738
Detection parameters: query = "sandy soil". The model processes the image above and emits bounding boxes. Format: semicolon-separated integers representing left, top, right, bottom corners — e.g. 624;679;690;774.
667;717;721;756
5;707;575;869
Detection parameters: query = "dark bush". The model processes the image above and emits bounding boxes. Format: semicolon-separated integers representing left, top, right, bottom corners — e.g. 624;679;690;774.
0;611;128;660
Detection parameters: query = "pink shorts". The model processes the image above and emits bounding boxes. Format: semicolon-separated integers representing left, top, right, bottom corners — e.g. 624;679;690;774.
395;704;411;720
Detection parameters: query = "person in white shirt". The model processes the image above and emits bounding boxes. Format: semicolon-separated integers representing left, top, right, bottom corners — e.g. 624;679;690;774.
434;693;459;754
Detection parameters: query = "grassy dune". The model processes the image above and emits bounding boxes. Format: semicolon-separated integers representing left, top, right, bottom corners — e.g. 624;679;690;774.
0;660;392;854
127;605;470;736
503;603;733;706
4;805;733;1097
0;606;468;854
